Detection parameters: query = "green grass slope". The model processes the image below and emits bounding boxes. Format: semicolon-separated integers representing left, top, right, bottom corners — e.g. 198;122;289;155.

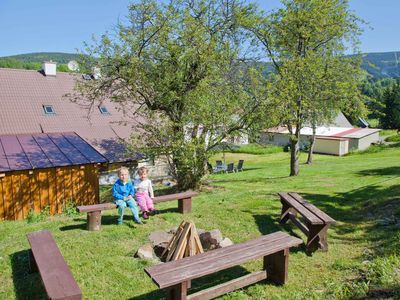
1;144;399;299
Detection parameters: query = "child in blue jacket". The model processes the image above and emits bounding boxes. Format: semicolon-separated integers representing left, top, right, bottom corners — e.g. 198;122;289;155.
112;167;142;225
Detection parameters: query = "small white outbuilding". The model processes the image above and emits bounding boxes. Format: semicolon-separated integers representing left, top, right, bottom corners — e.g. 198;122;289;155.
260;126;381;156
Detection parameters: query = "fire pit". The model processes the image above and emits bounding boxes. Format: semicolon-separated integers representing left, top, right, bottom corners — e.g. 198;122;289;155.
135;222;233;262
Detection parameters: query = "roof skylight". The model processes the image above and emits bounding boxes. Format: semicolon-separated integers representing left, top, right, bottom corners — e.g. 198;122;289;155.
99;105;110;115
43;105;55;114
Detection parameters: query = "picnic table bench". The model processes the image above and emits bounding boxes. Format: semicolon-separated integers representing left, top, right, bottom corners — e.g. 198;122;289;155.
77;191;198;231
278;192;336;254
145;231;302;300
27;230;82;300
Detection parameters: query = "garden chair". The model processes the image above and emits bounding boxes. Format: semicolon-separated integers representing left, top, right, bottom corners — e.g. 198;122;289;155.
235;160;244;172
225;163;235;173
214;160;226;173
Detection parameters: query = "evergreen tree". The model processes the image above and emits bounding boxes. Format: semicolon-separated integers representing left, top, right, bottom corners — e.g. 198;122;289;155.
380;80;400;130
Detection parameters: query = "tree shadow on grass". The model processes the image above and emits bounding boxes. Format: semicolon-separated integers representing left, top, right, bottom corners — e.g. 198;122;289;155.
366;285;400;299
356;166;400;177
59;222;87;231
129;266;269;300
10;250;46;300
298;183;400;254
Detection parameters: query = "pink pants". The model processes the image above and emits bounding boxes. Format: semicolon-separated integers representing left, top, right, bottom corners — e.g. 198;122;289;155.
136;192;155;212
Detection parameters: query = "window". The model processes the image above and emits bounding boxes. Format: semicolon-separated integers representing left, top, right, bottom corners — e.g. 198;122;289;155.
43;105;55;114
99;105;110;115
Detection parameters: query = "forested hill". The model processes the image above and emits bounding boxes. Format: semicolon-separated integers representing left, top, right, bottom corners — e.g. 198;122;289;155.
1;52;80;64
1;51;400;78
0;52;81;72
360;52;400;78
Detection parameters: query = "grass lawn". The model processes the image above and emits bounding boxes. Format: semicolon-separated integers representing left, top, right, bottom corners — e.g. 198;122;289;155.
1;144;400;299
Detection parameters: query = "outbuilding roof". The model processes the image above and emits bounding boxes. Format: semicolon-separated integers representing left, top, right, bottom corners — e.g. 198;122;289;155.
266;126;380;139
0;132;107;172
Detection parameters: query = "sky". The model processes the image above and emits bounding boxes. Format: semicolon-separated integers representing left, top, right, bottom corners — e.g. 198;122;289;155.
0;0;399;57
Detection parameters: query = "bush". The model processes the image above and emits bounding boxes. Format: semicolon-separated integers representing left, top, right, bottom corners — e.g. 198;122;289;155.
349;144;387;155
63;200;79;217
229;143;283;155
26;206;50;223
380;129;398;137
385;134;400;142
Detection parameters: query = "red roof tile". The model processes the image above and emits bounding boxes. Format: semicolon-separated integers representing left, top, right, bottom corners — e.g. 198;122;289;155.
0;68;141;162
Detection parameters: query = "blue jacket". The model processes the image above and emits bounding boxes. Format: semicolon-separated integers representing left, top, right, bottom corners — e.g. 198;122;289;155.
112;179;135;201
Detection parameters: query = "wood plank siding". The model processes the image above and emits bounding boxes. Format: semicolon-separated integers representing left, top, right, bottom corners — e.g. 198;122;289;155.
0;164;99;220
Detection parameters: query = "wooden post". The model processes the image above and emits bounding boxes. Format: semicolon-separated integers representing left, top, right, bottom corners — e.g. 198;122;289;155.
28;249;38;273
87;211;101;231
307;224;328;254
167;282;188;300
279;201;296;224
178;198;192;214
264;248;289;285
317;225;330;251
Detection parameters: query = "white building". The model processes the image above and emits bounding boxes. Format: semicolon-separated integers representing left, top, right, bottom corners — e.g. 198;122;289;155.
260;113;380;156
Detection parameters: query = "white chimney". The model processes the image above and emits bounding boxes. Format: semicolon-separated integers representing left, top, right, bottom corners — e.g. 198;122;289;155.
42;61;57;76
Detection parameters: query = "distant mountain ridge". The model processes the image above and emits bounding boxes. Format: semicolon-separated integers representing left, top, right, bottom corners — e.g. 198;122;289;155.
360;51;400;78
1;52;81;64
1;51;400;78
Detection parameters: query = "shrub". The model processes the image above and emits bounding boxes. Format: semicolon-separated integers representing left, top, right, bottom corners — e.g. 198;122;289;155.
63;200;79;217
385;134;400;142
349;144;387;155
229;143;283;155
327;281;369;299
26;205;50;223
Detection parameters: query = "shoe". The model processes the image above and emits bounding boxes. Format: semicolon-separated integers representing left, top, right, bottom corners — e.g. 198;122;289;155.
149;209;157;216
143;212;149;219
117;220;123;225
134;219;143;224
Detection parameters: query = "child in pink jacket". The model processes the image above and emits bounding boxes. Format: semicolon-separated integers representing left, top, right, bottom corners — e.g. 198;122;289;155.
134;167;156;219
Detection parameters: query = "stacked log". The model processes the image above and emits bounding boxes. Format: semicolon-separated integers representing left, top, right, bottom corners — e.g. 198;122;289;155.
161;221;204;261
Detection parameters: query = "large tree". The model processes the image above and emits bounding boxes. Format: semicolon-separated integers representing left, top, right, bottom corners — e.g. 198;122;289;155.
303;56;365;164
76;0;261;190
242;0;364;175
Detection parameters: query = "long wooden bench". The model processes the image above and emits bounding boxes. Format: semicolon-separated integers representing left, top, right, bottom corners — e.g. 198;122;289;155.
278;192;336;254
27;230;82;300
145;231;302;300
77;191;198;231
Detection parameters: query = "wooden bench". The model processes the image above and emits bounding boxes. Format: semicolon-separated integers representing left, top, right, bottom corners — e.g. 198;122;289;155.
145;231;302;300
77;191;198;231
27;230;82;300
278;192;336;254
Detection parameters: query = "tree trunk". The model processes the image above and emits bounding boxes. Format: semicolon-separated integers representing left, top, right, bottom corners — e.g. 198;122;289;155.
289;136;300;176
307;125;316;164
173;149;206;191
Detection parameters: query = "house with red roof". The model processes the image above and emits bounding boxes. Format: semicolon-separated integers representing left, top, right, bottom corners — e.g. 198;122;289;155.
0;62;163;220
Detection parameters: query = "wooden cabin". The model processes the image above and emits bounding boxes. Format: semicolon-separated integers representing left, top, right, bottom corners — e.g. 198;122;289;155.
0;132;107;220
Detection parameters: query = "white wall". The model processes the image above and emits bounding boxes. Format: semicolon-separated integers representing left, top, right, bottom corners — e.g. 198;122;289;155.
357;132;380;150
314;138;348;156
